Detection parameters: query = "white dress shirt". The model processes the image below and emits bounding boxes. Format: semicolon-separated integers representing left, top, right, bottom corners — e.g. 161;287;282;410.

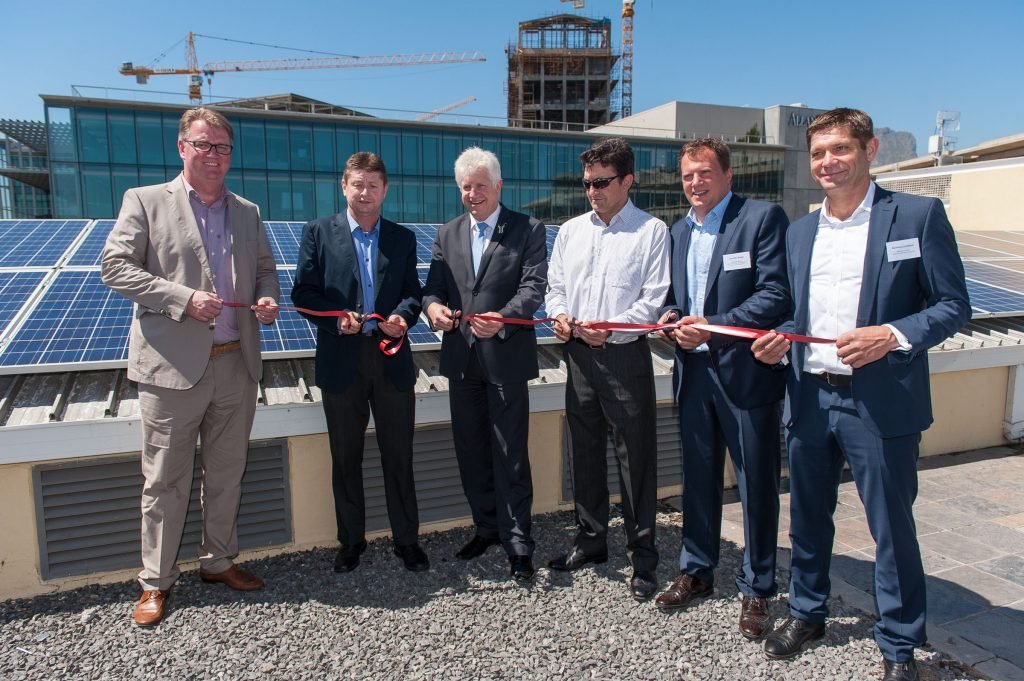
545;200;670;344
471;205;500;257
805;183;909;375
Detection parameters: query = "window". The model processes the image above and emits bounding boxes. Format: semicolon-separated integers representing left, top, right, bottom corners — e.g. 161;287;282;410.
46;107;76;162
77;110;110;163
313;126;334;173
290;125;312;171
82;166;113;217
265;123;289;171
136;113;165;166
240;120;266;170
108;112;137;165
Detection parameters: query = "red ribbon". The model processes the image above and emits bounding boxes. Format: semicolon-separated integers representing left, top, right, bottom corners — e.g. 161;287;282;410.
225;302;404;355
461;314;834;344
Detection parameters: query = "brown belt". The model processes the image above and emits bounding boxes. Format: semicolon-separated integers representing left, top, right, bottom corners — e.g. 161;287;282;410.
210;340;242;357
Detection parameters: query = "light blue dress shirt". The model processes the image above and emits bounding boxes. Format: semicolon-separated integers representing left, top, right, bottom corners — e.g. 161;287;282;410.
349;215;380;333
685;192;732;353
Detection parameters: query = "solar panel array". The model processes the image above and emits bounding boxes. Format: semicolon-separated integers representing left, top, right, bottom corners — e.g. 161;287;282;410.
957;232;1024;318
0;219;562;372
9;220;1014;372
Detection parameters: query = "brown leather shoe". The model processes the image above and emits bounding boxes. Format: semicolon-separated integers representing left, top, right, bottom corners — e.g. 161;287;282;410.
655;573;713;612
133;589;169;627
199;565;264;591
739;595;773;639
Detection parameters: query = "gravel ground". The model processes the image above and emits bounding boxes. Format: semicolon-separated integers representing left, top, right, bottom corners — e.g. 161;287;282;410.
0;506;985;680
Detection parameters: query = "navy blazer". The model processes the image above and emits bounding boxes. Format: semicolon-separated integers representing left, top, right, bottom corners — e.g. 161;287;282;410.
780;187;971;438
291;214;422;392
663;195;790;409
422;205;547;384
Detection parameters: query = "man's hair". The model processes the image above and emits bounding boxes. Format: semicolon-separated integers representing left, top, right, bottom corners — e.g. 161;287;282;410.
579;137;634;178
454;146;502;186
679;138;731;173
806;108;874;149
343;151;388;185
178;108;233;143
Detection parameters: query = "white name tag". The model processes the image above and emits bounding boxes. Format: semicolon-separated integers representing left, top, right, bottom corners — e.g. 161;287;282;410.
886;238;921;262
722;251;752;271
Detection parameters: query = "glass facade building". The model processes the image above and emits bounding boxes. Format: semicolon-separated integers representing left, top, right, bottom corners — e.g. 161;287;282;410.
43;96;785;225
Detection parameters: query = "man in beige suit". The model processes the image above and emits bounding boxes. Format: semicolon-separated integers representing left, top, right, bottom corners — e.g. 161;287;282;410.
102;107;280;627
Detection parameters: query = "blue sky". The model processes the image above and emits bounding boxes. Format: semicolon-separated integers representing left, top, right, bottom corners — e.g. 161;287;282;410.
4;0;1022;153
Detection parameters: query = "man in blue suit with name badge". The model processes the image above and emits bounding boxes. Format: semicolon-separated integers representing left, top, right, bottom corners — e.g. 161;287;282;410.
753;109;970;681
654;139;789;640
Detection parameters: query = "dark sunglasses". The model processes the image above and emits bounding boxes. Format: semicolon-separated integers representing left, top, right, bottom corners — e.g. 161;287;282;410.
581;175;621;190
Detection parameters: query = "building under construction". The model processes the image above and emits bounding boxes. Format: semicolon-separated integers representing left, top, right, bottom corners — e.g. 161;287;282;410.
506;14;619;131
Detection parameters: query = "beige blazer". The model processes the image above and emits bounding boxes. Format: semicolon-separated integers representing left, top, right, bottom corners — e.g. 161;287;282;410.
101;174;280;389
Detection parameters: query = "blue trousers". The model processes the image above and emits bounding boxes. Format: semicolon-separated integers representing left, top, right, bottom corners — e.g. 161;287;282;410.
678;352;781;597
786;376;926;662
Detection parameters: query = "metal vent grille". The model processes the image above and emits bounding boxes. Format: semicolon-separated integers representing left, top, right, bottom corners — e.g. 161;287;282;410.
33;441;291;580
561;403;684;502
365;422;471;531
876;174;951;201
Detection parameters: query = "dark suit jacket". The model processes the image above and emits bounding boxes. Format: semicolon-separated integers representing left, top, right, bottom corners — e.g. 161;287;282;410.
291;213;422;392
780;187;971;438
422;205;547;384
663;195;790;409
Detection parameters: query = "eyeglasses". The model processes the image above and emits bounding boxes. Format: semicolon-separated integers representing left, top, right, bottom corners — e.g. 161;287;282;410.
581;176;621;190
183;139;234;155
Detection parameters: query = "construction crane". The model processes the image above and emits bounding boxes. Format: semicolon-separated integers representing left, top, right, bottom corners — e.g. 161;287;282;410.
415;97;477;122
621;0;635;118
555;1;636;119
120;32;486;103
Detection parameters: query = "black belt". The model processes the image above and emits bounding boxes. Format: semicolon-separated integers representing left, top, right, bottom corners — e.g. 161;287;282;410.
805;371;852;388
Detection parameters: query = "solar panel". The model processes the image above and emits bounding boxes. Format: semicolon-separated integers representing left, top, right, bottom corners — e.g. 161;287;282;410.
260;268;316;355
0;219;90;268
545;225;559;254
0;270;132;370
406;224;439;263
966;279;1024;318
407;314;441;347
66;220;116;267
0;271;47;337
264;221;305;268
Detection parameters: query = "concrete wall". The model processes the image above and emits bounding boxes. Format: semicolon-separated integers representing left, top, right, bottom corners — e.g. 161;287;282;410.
947;165;1024;231
0;365;1015;600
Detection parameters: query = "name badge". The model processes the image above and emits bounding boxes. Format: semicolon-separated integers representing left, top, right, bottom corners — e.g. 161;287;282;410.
886;238;921;262
722;251;752;271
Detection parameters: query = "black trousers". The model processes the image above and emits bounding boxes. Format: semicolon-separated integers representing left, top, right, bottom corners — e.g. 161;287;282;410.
321;335;419;546
563;337;659;573
449;346;534;556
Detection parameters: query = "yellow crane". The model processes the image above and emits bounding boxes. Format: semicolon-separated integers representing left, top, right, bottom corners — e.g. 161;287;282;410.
120;32;486;103
557;1;636;118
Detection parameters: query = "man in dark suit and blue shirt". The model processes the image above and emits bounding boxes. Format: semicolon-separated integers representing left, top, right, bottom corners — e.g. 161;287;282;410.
423;147;547;583
654;139;789;640
753;109;970;681
292;152;429;574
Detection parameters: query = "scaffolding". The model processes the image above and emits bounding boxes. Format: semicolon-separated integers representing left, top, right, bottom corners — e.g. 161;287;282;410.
506;14;620;131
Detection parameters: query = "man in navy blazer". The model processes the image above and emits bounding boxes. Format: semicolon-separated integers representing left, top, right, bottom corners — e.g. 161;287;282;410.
653;139;789;640
753;109;970;681
422;147;547;583
292;152;428;574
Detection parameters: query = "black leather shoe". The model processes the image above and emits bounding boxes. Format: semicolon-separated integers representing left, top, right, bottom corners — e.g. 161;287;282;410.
510;555;535;583
630;571;657;601
456;535;500;560
394;543;430;572
547;546;608;572
882;659;919;681
333;540;367;573
763;616;826;660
